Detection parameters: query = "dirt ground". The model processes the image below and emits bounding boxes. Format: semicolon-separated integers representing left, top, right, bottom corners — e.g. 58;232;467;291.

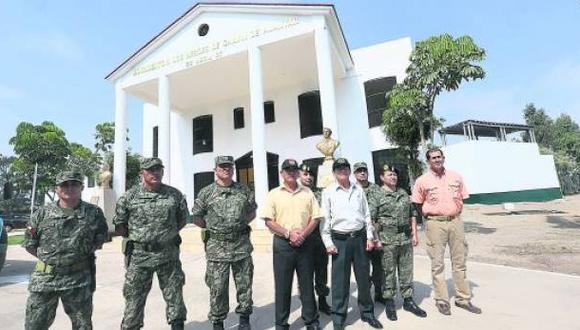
414;194;580;275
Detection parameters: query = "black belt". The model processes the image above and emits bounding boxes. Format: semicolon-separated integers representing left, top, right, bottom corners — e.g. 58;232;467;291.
208;226;251;241
331;228;365;240
133;236;181;252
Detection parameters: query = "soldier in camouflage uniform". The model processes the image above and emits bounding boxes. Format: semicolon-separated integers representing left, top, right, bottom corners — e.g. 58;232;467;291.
353;162;386;304
113;158;189;330
23;170;108;330
374;165;426;321
298;163;330;315
192;156;257;330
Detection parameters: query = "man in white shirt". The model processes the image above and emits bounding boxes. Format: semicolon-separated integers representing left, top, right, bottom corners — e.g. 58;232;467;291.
320;158;383;330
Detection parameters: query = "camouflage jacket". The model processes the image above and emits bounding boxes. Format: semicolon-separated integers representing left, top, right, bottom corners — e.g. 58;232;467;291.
23;200;108;292
192;182;256;262
113;184;189;267
373;187;415;246
361;182;383;238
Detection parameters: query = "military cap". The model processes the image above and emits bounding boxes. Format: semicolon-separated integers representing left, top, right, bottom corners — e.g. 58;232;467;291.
55;170;84;185
300;163;314;174
332;158;351;171
380;164;399;175
353;162;368;172
281;159;299;171
140;157;164;170
215;155;234;166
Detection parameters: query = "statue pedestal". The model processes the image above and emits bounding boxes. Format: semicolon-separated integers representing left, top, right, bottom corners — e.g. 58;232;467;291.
90;187;116;230
316;159;335;188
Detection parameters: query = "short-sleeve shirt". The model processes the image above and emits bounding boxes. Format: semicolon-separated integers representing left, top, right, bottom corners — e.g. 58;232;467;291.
23;201;108;292
113;183;189;267
192;182;256;262
411;168;469;217
259;185;323;232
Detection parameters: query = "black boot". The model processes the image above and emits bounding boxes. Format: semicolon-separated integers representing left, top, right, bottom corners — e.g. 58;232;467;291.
403;298;427;318
170;321;184;330
318;296;331;315
238;315;251;329
213;321;225;330
384;298;397;321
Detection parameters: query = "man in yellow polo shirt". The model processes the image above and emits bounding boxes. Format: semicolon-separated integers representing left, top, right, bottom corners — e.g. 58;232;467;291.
260;159;323;330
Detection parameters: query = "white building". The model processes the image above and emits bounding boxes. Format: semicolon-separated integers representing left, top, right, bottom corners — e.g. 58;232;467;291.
105;2;562;208
106;2;412;207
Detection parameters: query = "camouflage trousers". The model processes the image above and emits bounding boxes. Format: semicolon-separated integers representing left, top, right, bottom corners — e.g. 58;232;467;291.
382;243;414;299
121;260;186;329
205;256;253;323
25;285;93;330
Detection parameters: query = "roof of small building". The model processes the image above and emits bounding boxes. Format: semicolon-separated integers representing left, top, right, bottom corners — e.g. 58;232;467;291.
440;119;533;137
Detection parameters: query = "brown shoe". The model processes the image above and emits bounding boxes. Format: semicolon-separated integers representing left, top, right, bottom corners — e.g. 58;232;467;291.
436;301;451;315
455;301;482;314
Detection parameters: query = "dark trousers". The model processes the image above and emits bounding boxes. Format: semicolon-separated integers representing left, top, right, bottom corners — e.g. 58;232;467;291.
312;227;330;298
273;235;319;328
331;232;374;327
369;249;385;297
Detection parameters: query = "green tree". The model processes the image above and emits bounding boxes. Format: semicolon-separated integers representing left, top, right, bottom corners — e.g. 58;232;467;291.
94;122;140;189
95;122;128;155
382;34;485;175
67;143;101;178
523;103;555;147
9;121;71;200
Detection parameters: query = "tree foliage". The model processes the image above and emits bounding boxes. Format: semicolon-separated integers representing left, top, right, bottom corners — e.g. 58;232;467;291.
523;104;580;194
67;143;101;178
9;121;71;199
382;34;486;176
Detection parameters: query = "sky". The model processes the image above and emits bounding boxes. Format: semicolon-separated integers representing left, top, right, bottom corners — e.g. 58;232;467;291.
0;0;579;156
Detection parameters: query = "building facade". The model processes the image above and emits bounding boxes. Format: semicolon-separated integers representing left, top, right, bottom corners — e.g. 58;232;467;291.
106;3;412;208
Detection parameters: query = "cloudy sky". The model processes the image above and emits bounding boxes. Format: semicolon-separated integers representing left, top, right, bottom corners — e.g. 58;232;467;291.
0;0;578;156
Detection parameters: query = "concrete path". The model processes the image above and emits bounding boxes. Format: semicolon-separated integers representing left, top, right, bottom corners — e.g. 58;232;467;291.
1;241;579;329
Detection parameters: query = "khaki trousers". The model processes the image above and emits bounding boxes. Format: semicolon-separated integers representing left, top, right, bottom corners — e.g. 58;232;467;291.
425;217;471;304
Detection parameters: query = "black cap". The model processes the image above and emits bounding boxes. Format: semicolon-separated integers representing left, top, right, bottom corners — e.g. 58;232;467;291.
332;158;351;171
281;159;299;171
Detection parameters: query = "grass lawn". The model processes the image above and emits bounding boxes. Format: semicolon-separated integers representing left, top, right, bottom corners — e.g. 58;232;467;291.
8;235;24;246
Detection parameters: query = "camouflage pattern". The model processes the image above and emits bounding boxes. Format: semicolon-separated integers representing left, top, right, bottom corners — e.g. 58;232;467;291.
22;200;107;330
191;182;256;262
113;183;189;328
373;187;416;299
361;181;386;296
55;170;84;185
192;181;257;323
121;259;186;329
23;201;108;292
307;185;329;298
140;157;164;170
113;184;189;268
382;243;414;299
373;188;414;246
26;285;94;330
205;257;253;322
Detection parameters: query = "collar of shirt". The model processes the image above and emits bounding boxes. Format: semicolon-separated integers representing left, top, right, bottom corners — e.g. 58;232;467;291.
428;167;447;178
279;184;304;195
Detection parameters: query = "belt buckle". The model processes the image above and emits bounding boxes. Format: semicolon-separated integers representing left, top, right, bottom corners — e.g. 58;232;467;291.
349;231;356;237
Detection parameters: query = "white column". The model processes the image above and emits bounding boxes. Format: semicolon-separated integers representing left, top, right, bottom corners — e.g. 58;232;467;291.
113;84;127;198
158;75;171;183
315;25;339;138
248;47;268;210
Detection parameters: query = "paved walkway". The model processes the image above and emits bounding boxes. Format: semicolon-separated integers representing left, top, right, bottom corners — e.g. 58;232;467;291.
1;239;580;329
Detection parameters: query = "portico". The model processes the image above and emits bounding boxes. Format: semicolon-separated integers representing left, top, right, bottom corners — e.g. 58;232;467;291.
106;4;363;207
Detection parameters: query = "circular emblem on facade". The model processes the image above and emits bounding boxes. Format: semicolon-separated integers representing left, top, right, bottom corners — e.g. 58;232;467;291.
198;23;209;37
